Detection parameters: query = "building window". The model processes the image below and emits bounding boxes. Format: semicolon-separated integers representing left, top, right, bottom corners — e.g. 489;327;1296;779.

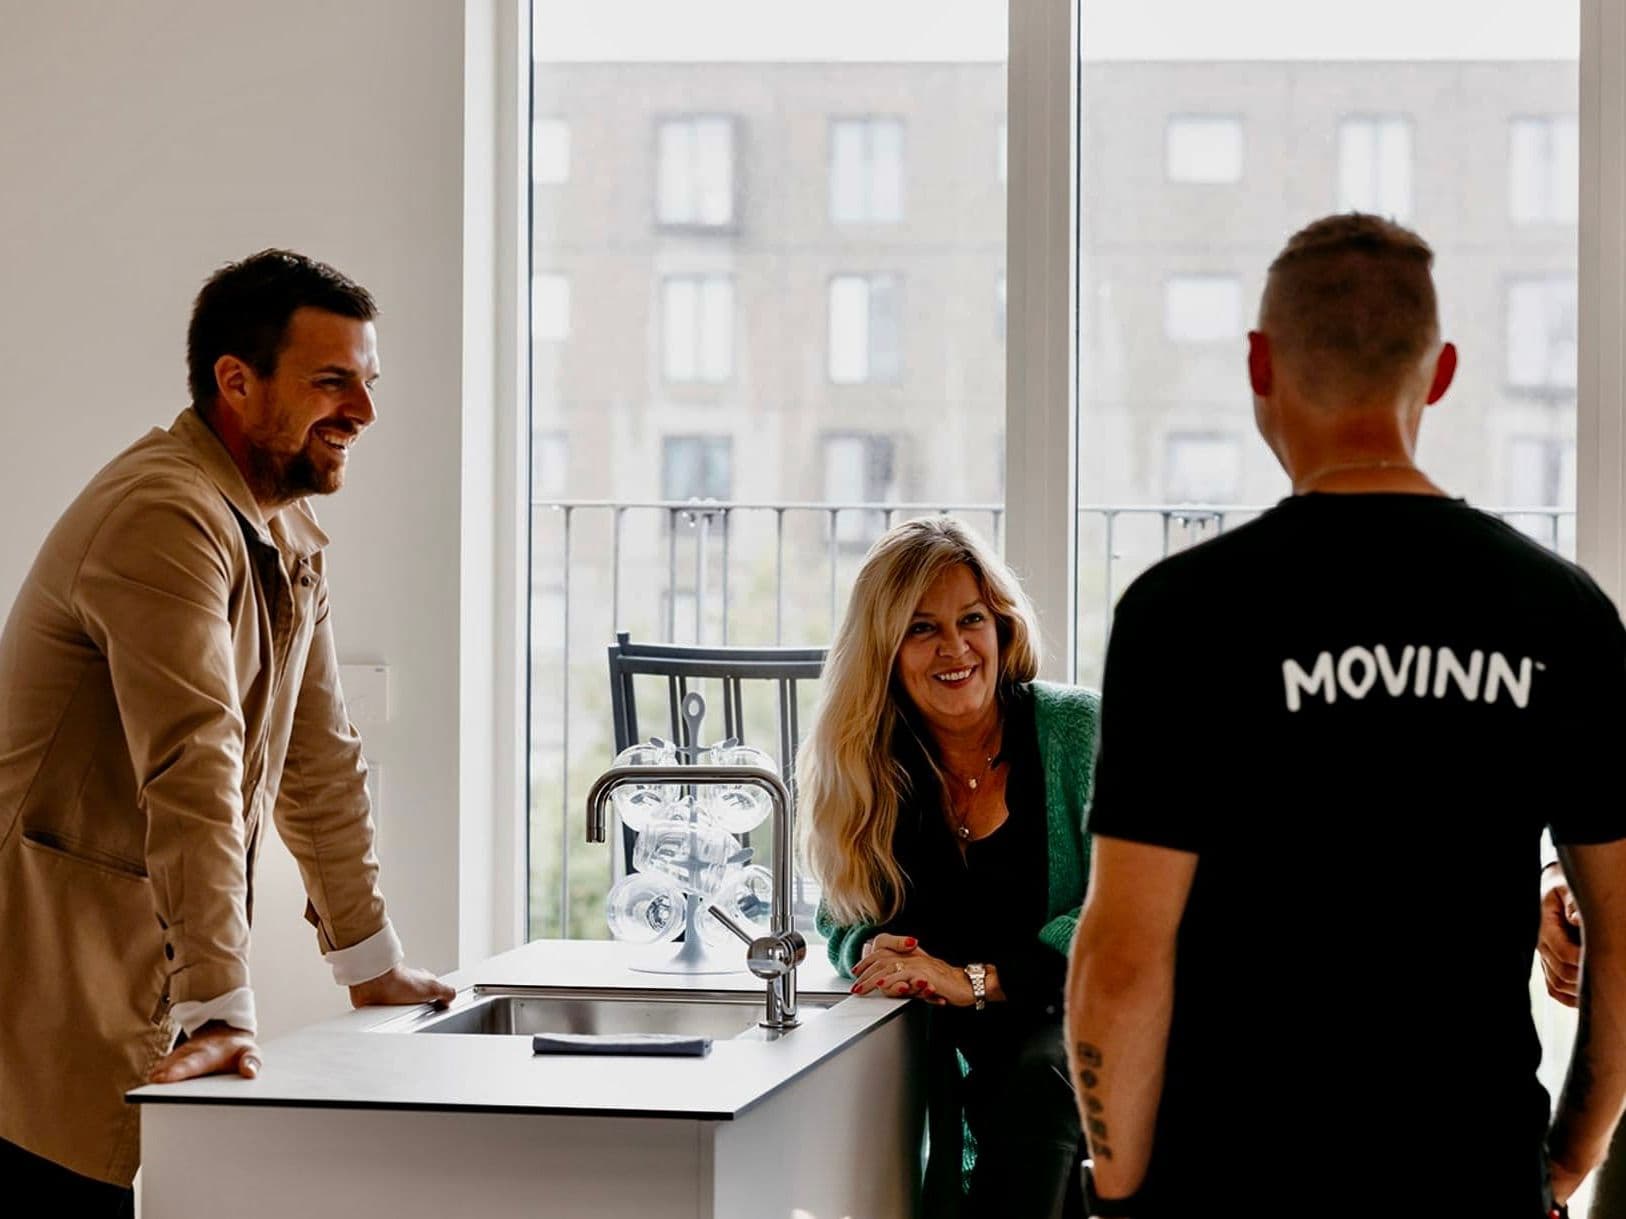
829;118;904;223
1163;275;1241;343
1337;117;1412;219
661;276;733;383
532;432;569;499
823;433;898;545
656;116;735;228
1166;116;1244;184
1510;116;1579;225
533;117;570;185
533;273;570;342
661;435;733;502
1164;432;1243;503
1506;436;1576;507
1507;276;1578;394
828;274;903;382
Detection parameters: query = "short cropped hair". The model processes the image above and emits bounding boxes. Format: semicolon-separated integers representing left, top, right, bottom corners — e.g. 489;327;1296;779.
187;250;376;412
1259;213;1439;404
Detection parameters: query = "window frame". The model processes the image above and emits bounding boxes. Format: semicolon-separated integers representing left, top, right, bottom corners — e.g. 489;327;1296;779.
501;0;1626;948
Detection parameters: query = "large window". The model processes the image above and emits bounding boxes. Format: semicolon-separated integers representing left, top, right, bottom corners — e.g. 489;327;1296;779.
526;0;1579;966
530;5;1006;942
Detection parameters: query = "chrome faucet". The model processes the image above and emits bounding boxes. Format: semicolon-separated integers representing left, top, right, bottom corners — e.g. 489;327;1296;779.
586;764;807;1031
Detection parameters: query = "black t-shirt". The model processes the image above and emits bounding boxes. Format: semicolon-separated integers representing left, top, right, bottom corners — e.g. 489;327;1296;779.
882;685;1067;1063
1087;493;1626;1213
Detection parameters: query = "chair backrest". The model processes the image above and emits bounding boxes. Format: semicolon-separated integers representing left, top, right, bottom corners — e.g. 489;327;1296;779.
606;633;827;897
607;632;827;789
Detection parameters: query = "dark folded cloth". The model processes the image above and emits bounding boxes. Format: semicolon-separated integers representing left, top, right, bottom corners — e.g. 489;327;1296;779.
531;1032;712;1057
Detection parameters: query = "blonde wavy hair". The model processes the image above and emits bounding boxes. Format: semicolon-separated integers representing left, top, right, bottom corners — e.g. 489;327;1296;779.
800;517;1040;925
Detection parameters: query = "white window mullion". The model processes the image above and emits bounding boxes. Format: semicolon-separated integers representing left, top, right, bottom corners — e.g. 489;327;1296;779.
1577;0;1626;603
1005;0;1078;683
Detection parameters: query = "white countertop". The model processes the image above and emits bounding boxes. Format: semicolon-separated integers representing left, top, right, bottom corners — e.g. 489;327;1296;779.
128;939;907;1121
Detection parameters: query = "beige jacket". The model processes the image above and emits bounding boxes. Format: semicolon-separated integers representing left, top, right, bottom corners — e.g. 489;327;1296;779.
0;410;391;1186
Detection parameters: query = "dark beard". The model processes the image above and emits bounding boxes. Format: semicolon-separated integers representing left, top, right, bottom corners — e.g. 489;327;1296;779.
246;437;337;504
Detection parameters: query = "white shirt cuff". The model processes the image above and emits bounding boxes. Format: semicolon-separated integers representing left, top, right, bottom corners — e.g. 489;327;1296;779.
325;921;404;987
172;987;258;1038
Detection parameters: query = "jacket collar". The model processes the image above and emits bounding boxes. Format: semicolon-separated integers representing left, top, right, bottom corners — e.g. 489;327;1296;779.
168;409;329;559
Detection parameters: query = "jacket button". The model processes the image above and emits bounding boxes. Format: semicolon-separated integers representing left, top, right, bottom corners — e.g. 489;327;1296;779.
164;942;174;961
300;575;313;587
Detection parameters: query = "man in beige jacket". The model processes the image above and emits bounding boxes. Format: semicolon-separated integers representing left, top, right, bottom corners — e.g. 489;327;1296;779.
0;250;453;1211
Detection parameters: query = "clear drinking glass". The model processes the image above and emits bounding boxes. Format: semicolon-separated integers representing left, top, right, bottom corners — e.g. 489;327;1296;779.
604;870;686;944
696;743;776;833
609;740;678;832
632;815;751;900
699;863;775;948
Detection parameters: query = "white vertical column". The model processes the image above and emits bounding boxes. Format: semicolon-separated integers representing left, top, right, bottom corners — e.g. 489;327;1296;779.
1578;0;1626;604
1005;0;1079;682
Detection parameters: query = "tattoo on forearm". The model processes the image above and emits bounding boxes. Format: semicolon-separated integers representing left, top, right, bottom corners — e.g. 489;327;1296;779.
1075;1041;1113;1161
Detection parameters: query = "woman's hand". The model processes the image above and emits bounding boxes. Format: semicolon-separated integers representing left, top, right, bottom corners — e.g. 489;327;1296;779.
851;935;977;1006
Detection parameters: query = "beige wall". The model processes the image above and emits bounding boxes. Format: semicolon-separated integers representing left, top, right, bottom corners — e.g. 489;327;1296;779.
0;0;471;1038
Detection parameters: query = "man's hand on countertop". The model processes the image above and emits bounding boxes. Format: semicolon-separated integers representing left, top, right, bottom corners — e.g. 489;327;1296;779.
350;963;455;1010
148;1021;261;1084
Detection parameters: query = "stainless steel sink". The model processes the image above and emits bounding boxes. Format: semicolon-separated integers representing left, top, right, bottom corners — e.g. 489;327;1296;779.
369;986;840;1040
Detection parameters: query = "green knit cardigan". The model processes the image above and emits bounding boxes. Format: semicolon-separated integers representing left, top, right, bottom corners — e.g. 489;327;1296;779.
815;679;1100;978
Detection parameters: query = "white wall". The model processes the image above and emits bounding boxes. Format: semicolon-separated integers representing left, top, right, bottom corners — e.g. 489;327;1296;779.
0;0;473;1038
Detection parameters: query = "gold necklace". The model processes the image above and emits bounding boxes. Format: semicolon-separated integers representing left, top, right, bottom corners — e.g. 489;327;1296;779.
946;752;1001;841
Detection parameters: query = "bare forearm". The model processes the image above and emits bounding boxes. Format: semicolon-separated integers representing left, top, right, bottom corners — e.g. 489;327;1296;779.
1065;937;1175;1197
1551;951;1626;1175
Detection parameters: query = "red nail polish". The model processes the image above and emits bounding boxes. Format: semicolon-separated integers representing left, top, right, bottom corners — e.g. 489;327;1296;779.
905;938;917;948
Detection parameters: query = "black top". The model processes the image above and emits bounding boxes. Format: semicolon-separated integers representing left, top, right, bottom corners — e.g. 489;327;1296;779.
880;684;1065;1063
1088;493;1626;1211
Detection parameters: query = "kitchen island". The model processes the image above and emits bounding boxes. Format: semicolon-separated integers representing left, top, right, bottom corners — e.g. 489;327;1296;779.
129;939;922;1219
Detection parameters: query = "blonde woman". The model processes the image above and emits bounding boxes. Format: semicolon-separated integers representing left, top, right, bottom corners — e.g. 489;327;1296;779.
803;517;1099;1219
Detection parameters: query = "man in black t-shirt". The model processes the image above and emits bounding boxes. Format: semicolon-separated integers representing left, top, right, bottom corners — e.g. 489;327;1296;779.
1064;213;1626;1218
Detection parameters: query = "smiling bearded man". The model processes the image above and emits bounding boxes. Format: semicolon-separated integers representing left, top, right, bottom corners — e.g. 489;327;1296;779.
0;250;452;1214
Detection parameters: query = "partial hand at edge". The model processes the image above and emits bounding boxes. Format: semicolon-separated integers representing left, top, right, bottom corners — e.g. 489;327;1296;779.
1540;863;1584;1008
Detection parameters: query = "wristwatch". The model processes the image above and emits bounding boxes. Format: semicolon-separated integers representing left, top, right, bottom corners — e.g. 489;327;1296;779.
964;962;987;1010
1080;1161;1137;1218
